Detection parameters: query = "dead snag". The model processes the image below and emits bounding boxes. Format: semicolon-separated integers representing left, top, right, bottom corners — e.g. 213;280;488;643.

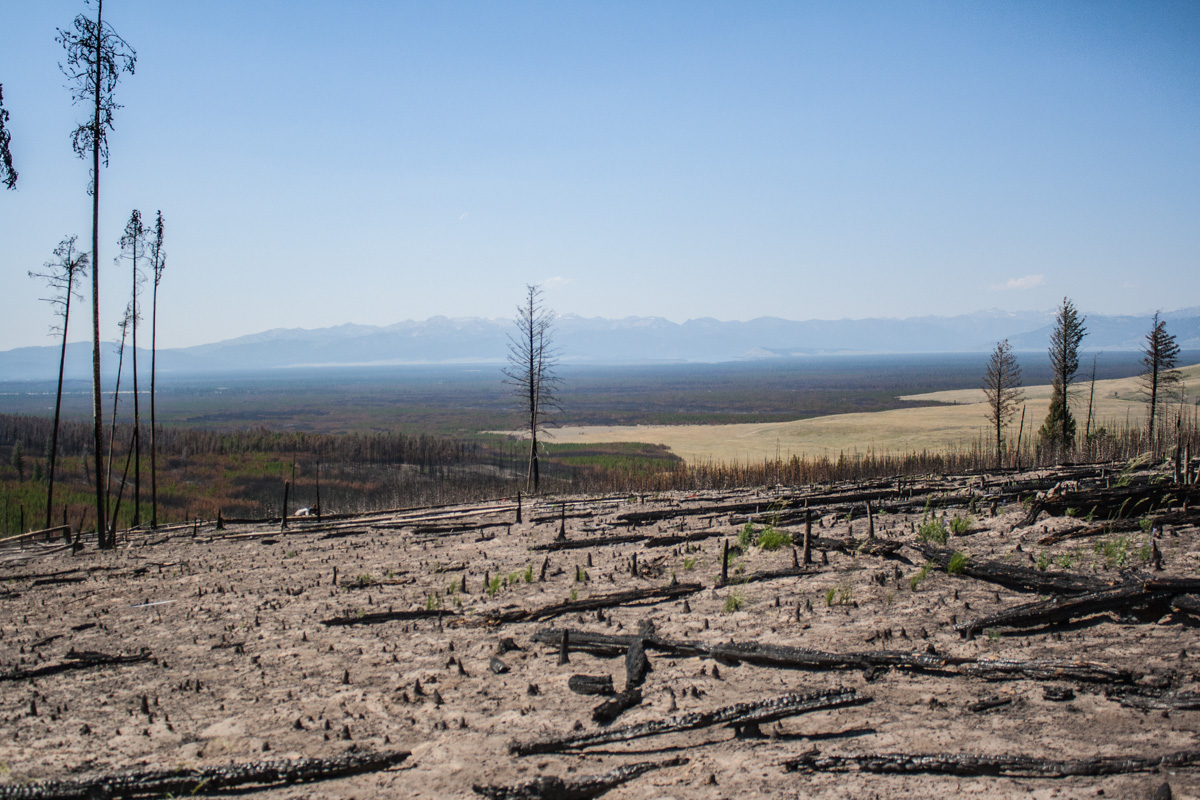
783;749;1200;778
962;657;1135;684
625;637;650;688
321;609;456;627
510;688;866;756
0;650;152;683
485;583;703;625
0;750;411;800
955;585;1172;639
473;756;686;800
912;543;1110;595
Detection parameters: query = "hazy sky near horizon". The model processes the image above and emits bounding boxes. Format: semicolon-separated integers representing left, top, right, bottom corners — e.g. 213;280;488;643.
1;1;1198;350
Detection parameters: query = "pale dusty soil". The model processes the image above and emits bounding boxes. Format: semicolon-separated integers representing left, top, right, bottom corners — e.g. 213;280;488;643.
546;363;1200;463
1;471;1198;799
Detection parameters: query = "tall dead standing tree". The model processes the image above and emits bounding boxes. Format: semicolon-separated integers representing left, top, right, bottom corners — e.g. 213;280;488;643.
0;84;17;189
503;285;561;493
1140;311;1180;450
982;339;1023;470
147;211;165;527
58;0;136;548
1039;297;1086;454
118;209;145;526
28;236;89;529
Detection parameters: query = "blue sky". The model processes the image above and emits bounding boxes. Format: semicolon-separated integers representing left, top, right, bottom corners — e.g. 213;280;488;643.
1;1;1197;349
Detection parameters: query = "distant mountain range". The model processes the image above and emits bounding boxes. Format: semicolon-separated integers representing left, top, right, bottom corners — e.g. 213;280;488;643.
3;308;1199;381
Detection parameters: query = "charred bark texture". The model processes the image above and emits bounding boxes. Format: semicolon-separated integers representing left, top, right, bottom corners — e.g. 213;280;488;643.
0;750;411;800
473;757;685;800
485;583;702;625
511;688;865;755
783;749;1200;777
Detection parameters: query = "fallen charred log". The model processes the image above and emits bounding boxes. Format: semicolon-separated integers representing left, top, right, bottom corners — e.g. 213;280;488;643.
511;688;866;756
0;650;153;683
592;688;642;724
783;748;1200;778
912;543;1110;595
529;628;966;676
0;750;411;800
529;533;647;552
955;584;1172;638
484;583;702;625
321;608;456;627
473;757;685;800
961;657;1135;684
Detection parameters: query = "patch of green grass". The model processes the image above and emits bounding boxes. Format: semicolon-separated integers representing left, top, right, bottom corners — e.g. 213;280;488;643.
723;592;745;613
1095;536;1132;569
756;526;792;551
682;557;697;571
524;565;534;583
738;522;757;549
425;592;442;611
1036;551;1050;571
825;583;853;606
947;551;970;575
917;517;948;545
1139;542;1153;562
1139;516;1154;533
1055;552;1075;569
910;561;933;591
949;515;973;536
354;573;373;588
284;550;297;558
487;575;502;597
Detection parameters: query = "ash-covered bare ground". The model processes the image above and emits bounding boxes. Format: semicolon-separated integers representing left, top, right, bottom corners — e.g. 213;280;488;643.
2;464;1199;799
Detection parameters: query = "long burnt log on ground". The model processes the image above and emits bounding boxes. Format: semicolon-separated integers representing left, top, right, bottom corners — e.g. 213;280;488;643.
962;657;1135;684
0;750;411;800
0;650;153;683
783;749;1200;778
529;628;967;676
1021;485;1196;528
911;543;1111;595
321;608;456;627
510;688;866;756
1037;522;1141;546
616;499;800;526
1116;689;1200;711
473;757;686;800
485;583;703;625
529;628;1144;687
955;584;1172;638
529;533;647;552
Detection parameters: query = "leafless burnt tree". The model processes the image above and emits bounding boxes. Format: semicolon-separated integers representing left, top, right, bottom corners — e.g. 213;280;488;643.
28;236;89;529
148;210;165;527
0;84;16;189
58;0;136;548
1140;311;1180;450
983;339;1023;469
1039;297;1086;453
503;284;561;493
118;209;146;526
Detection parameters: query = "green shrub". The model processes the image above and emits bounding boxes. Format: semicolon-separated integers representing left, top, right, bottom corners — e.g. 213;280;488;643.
910;561;932;591
947;551;969;575
949;515;973;536
917;517;948;545
738;523;757;548
757;526;792;551
1036;551;1050;571
487;575;502;596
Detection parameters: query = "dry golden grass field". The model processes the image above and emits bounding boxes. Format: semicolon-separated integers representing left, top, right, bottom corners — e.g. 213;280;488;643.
549;363;1200;463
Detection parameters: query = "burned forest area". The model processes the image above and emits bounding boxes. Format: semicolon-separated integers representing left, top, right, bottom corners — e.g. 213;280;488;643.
3;462;1200;799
